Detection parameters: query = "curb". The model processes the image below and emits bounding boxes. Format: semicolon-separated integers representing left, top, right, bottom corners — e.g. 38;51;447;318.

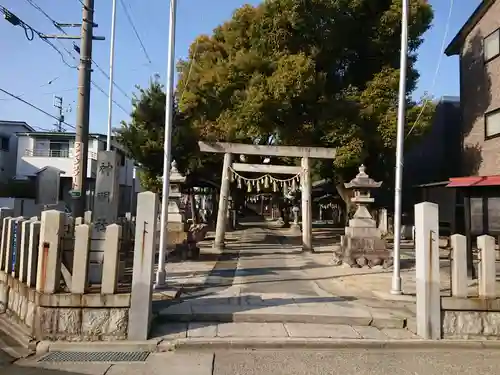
163;337;500;351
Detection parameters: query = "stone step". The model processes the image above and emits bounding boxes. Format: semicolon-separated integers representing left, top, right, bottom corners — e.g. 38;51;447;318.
155;301;406;328
152;322;418;350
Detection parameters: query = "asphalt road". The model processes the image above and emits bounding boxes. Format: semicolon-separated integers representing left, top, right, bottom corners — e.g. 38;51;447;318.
4;348;500;375
212;349;500;375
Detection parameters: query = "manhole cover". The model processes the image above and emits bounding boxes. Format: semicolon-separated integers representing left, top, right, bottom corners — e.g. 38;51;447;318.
39;351;150;363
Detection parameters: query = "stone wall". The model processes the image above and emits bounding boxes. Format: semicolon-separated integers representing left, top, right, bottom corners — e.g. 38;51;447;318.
442;311;500;339
0;273;130;341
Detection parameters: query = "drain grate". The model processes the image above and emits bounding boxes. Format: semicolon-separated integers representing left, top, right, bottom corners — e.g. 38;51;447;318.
39;351;150;363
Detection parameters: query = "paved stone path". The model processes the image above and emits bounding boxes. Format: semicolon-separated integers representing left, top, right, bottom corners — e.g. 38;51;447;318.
152;219;416;341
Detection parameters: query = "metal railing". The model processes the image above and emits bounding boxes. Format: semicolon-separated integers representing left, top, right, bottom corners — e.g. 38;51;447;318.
25;149;98;159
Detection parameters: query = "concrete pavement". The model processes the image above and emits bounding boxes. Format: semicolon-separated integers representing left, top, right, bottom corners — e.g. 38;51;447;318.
5;349;500;374
153;221;414;342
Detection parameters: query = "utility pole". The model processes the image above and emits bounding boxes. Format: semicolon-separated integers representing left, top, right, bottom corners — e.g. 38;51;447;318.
71;0;95;217
391;0;410;295
1;3;104;217
53;95;64;132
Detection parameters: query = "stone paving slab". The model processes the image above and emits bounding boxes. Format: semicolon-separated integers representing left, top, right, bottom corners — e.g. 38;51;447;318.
156;295;406;327
152;322;416;341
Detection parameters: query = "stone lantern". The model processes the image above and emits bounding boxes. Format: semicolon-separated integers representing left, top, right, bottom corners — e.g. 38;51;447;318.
333;165;392;268
166;160;187;250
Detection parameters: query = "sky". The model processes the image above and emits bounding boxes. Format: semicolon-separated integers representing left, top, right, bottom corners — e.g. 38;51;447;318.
0;0;481;135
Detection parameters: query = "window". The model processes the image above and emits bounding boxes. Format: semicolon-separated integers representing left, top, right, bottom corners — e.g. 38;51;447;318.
485;109;500;138
49;140;70;157
484;29;499;62
0;136;9;151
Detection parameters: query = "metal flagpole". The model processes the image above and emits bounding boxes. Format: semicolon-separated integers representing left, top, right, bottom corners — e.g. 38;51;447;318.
155;0;177;288
391;0;410;295
106;0;118;151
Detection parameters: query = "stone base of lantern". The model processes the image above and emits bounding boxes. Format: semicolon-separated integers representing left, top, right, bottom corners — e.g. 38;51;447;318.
333;234;392;268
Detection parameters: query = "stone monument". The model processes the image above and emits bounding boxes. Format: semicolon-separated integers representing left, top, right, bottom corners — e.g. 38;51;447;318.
89;150;120;283
333;165;392;268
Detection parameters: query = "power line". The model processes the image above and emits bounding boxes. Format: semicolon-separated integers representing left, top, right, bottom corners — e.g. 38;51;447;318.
405;0;455;139
118;0;152;64
0;87;76;129
0;5;76;68
0;87;78;101
22;0;131;101
91;81;129;114
1;5;129;114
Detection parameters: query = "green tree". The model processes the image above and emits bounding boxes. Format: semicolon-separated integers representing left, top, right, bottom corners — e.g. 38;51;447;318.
116;76;204;192
177;0;435;203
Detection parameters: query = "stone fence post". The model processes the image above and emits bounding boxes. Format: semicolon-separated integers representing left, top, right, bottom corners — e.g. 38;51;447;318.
0;208;13;271
128;192;159;340
26;220;41;288
36;210;64;294
71;224;90;294
450;234;467;298
101;224;122;294
477;235;496;298
415;202;441;340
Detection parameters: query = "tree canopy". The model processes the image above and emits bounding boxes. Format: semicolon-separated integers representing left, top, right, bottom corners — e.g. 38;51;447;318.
115;77;205;192
177;0;435;194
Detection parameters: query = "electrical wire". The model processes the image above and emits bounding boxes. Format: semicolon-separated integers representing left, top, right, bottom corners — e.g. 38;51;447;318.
178;38;200;102
22;0;131;101
405;0;455;139
0;87;76;130
118;0;152;64
0;87;78;101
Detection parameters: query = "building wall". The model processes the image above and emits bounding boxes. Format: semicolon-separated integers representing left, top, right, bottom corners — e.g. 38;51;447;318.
0;122;34;182
460;0;500;176
404;97;462;185
15;135;134;186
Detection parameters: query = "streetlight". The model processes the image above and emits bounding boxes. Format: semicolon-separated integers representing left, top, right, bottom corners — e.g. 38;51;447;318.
155;0;177;288
391;0;410;295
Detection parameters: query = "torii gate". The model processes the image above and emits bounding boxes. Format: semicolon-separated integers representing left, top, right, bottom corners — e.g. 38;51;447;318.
199;142;337;251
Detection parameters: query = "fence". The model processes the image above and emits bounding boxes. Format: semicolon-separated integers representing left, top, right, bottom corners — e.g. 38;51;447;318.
0;191;160;342
415;201;500;340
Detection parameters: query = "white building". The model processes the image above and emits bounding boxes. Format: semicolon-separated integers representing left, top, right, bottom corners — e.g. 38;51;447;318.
15;131;136;214
0;122;139;216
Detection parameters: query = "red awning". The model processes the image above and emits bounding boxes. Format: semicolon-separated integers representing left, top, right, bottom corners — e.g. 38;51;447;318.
447;176;500;188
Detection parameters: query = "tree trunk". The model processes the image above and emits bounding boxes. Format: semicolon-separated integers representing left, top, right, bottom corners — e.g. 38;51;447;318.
335;180;354;226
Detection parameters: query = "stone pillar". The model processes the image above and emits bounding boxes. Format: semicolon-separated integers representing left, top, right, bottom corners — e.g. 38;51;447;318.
19;219;35;283
450;234;467;298
214;153;232;251
2;218;13;273
128;191;159;340
84;211;92;224
89;150;120;283
301;157;312;251
0;208;13;271
71;224;91;294
36;210;64;294
10;217;26;278
101;224;122;294
26;221;41;288
415;202;440;340
477;235;496;298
